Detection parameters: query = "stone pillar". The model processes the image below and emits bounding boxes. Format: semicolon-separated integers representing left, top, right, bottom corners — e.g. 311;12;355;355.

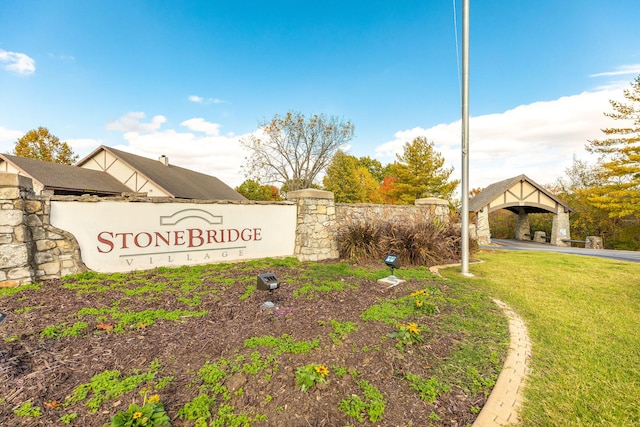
287;189;339;262
515;208;530;240
533;231;547;243
585;236;603;249
475;207;491;246
550;210;571;247
0;173;35;287
414;197;450;223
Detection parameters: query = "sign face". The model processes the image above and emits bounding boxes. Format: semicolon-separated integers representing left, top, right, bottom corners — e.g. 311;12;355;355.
51;202;297;273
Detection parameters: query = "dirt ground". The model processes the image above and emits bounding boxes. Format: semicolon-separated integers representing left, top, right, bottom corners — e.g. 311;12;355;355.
0;262;498;426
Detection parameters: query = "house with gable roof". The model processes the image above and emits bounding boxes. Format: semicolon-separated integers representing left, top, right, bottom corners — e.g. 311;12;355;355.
0;146;246;201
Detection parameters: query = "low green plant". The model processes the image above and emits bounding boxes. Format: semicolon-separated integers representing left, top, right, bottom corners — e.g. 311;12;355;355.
177;295;202;307
243;334;319;354
211;404;266;427
40;321;89;338
338;379;386;423
410;288;440;314
178;393;216;426
404;372;450;403
110;392;171;427
328;319;358;345
3;334;19;342
361;380;386;421
67;360;170;412
59;412;78;424
13;401;41;417
338;394;367;422
295;363;329;391
360;297;416;324
77;305;207;332
0;283;41;297
389;322;424;346
238;285;256;301
331;364;348;378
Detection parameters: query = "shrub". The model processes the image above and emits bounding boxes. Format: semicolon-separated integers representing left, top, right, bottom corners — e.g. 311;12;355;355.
336;213;476;266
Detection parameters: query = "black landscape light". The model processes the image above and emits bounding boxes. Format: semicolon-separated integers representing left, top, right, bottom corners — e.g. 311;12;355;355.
384;254;401;276
257;273;280;308
257;273;279;291
379;254;404;287
0;311;7;325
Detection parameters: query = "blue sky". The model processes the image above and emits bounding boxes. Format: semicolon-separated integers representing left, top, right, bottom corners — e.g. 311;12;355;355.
1;0;639;191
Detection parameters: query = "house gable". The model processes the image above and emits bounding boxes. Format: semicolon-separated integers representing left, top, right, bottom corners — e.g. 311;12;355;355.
78;147;171;197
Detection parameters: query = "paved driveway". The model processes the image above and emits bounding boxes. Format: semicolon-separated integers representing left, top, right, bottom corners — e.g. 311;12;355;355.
486;238;640;263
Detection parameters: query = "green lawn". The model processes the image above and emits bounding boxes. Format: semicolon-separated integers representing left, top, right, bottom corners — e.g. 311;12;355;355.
441;250;640;427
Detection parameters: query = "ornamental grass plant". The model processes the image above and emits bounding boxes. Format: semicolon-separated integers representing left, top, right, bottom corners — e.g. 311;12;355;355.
335;212;476;266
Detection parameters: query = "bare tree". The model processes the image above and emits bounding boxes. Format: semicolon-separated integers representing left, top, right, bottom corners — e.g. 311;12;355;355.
241;111;354;192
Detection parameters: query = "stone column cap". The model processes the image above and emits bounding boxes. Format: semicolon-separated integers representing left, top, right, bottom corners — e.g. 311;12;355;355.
415;197;449;206
0;172;34;190
287;189;334;200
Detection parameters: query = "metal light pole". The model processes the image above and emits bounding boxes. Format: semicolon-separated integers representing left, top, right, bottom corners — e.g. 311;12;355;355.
461;0;471;276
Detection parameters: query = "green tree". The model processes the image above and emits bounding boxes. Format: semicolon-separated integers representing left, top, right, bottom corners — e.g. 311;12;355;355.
551;159;637;249
235;179;282;201
13;127;78;164
357;156;385;182
384;136;459;204
585;74;640;217
323;151;381;203
241;111;355;192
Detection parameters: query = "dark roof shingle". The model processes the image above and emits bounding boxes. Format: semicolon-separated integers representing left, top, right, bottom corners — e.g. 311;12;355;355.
0;154;131;194
80;146;246;200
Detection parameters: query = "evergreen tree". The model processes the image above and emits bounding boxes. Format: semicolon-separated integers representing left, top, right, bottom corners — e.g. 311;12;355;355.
586;74;640;217
384;136;458;204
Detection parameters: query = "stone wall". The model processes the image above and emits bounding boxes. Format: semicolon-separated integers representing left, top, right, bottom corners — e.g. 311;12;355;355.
336;197;450;228
0;173;86;287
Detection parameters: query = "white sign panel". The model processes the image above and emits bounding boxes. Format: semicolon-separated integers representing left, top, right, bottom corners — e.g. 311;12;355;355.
51;202;297;273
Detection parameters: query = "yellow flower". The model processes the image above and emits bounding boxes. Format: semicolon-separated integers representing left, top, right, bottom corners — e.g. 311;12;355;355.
148;394;160;404
133;411;143;419
406;323;420;335
415;299;423;307
314;365;329;378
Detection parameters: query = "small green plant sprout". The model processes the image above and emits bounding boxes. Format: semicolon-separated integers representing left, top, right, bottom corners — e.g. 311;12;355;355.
110;392;171;427
59;412;78;424
13;401;42;417
295;363;329;391
389;322;423;346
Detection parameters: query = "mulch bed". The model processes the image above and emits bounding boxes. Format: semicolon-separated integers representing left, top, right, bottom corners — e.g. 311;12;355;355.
0;261;492;426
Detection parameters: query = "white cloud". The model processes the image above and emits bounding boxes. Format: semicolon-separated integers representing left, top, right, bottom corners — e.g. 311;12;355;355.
180;118;221;136
188;95;227;104
0;126;23;153
66;138;102;151
0;49;35;75
106;112;167;132
376;87;627;190
590;64;640;77
106;113;251;187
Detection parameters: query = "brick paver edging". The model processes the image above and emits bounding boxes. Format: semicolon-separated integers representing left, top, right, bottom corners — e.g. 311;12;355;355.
472;299;532;427
427;264;532;427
